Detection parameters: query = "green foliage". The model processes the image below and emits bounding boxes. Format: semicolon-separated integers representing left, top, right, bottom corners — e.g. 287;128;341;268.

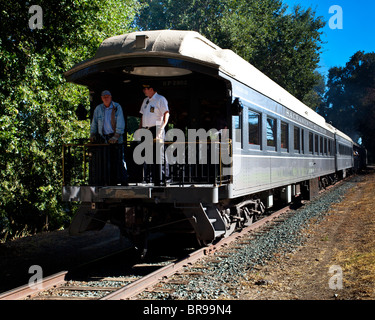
135;0;325;101
302;71;326;111
323;51;375;161
0;0;140;240
135;0;227;36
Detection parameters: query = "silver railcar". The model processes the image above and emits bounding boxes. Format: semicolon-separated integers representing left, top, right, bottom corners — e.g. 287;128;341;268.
63;30;355;248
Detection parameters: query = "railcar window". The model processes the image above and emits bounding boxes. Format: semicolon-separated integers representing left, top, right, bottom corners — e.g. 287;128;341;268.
315;134;319;154
281;121;288;150
339;144;352;156
266;117;276;148
301;129;305;154
309;132;313;153
324;138;328;155
248;110;260;145
320;136;323;155
328;139;332;155
294;127;300;152
233;115;242;143
331;140;334;155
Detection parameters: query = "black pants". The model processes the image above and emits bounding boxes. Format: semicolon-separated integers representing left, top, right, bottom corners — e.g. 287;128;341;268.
143;127;169;185
90;134;128;185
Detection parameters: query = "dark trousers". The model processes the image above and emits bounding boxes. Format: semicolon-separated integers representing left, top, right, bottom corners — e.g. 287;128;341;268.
90;134;128;185
143;127;169;185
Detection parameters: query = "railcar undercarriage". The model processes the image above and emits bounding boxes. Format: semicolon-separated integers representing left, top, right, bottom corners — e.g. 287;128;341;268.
68;195;266;251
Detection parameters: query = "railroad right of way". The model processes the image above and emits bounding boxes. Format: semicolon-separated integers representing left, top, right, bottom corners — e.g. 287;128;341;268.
136;174;363;300
0;174;363;300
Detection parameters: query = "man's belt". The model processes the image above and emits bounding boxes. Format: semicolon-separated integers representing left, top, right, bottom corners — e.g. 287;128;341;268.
103;133;114;139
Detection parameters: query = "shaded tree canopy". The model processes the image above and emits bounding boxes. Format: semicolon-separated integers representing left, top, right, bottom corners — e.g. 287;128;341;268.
0;0;140;240
322;51;375;161
303;71;326;112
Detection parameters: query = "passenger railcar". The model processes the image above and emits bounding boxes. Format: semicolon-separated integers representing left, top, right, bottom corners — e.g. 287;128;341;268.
63;30;363;250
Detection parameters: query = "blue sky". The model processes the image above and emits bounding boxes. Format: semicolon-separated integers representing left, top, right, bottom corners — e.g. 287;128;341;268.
283;0;375;75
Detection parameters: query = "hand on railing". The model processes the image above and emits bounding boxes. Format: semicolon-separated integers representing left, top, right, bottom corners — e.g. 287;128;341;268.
108;133;120;144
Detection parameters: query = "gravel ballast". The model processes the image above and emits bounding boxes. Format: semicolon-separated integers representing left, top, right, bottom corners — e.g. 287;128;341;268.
138;177;360;300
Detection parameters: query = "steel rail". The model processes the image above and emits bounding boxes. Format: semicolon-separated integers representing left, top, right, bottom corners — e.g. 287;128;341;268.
101;204;291;300
0;203;291;301
2;179;344;301
0;246;134;300
0;271;68;300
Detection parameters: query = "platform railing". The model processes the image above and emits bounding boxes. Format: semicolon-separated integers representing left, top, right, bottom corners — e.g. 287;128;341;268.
62;140;232;187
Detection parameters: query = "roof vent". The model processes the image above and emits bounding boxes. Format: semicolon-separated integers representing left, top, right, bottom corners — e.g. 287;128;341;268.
136;35;148;49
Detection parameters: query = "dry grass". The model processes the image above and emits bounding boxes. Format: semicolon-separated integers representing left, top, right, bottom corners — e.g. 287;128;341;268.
237;172;375;300
331;178;375;299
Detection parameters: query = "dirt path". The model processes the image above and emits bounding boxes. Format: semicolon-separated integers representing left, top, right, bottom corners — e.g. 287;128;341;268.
239;172;375;300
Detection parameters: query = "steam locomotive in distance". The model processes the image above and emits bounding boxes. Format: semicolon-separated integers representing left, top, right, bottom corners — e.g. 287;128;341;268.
62;30;367;252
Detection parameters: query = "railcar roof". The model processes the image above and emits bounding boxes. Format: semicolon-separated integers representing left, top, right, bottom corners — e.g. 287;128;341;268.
65;30;352;142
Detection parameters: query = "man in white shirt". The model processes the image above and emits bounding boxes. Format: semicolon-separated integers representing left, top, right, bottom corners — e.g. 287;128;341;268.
139;83;170;184
139;84;170;138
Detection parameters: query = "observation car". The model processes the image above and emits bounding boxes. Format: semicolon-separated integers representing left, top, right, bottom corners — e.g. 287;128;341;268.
62;30;364;250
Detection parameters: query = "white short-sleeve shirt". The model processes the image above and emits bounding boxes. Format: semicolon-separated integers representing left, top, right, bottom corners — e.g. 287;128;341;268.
139;92;169;128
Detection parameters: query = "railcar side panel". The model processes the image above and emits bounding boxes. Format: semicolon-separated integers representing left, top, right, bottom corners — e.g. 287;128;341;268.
335;133;354;172
226;74;336;199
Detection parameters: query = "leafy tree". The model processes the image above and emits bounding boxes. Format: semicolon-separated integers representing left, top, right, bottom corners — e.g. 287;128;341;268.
134;0;325;101
135;0;227;39
0;0;140;240
303;71;326;111
323;51;375;161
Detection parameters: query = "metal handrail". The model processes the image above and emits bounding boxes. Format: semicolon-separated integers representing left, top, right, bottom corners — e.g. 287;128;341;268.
62;140;232;187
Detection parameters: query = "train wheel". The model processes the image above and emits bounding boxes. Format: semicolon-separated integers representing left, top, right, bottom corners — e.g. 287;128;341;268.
220;209;237;237
124;229;149;259
69;205;107;236
195;235;212;247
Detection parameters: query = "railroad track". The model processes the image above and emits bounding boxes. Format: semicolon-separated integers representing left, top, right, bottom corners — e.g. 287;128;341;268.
0;178;347;300
0;203;291;301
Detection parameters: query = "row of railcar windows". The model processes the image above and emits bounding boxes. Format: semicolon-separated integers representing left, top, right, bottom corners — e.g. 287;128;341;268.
338;144;352;156
247;109;335;156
